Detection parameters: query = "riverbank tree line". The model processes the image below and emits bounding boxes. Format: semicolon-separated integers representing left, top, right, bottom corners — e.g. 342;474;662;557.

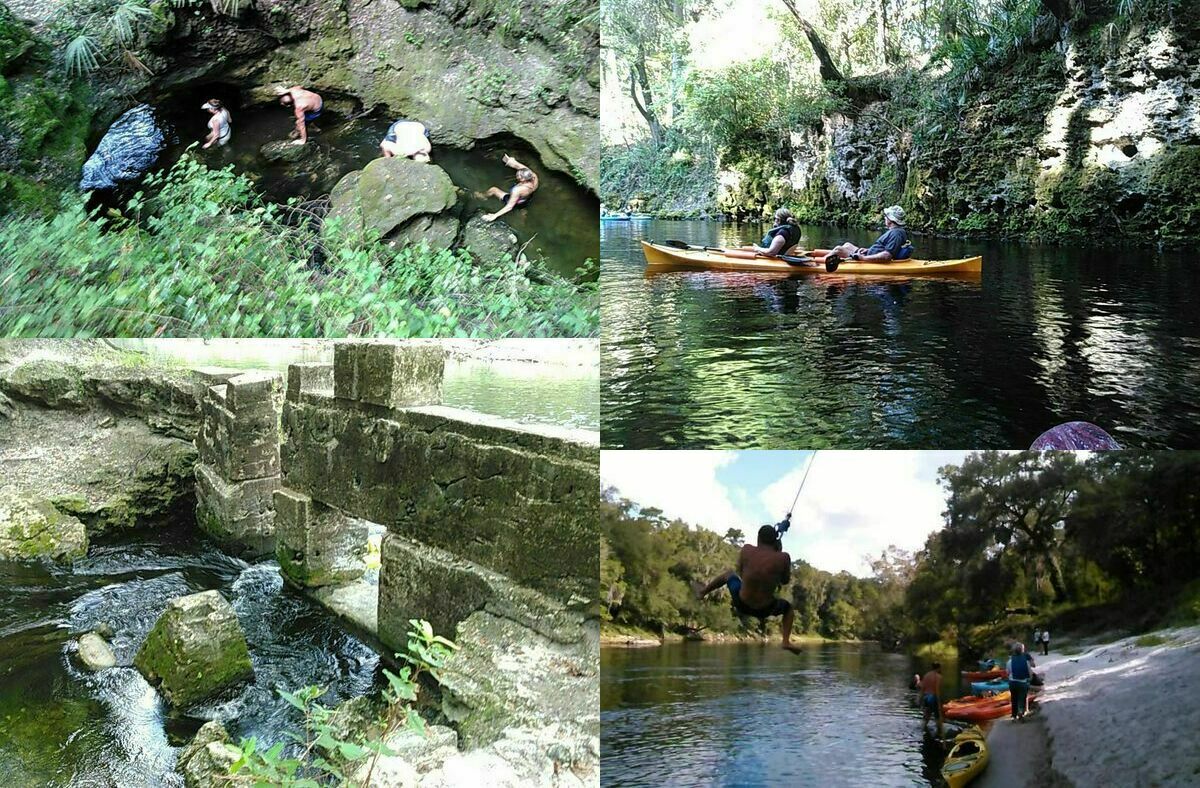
601;451;1200;651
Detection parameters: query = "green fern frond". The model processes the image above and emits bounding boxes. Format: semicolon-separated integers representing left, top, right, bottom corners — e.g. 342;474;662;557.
64;34;101;76
111;1;152;46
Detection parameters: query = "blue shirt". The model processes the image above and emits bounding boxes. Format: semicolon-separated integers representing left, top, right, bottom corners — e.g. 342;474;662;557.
867;227;908;257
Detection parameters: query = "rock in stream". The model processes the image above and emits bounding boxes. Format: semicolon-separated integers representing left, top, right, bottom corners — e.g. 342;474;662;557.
79;104;168;191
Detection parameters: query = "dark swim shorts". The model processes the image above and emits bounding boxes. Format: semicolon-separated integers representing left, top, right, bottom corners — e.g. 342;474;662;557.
498;187;530;208
303;107;322;123
727;575;791;619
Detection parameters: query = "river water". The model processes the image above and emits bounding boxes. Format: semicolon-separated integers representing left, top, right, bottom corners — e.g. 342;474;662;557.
601;219;1200;449
601;642;965;787
0;522;380;785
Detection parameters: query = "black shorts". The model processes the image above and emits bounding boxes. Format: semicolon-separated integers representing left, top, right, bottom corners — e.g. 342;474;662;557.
500;187;530;208
731;589;791;620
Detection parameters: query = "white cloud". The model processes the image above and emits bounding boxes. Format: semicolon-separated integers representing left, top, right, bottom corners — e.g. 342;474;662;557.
600;451;742;533
760;451;968;575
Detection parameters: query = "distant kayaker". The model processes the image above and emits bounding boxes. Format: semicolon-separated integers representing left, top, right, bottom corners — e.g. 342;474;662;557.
747;208;802;257
200;99;231;149
1006;643;1036;721
693;524;802;653
381;119;431;162
810;205;910;271
919;663;944;738
277;85;323;146
482;154;538;222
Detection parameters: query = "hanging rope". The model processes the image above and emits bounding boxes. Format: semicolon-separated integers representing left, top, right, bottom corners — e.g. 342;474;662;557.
776;451;817;541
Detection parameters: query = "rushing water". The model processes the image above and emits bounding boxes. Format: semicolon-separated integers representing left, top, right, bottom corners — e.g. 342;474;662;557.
601;642;966;787
0;523;381;786
99;87;599;276
601;219;1200;449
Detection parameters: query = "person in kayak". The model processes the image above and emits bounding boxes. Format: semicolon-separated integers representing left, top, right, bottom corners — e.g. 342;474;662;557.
920;663;944;738
809;205;910;270
381;119;432;162
201;99;232;149
693;524;801;653
277;85;323;146
1006;643;1036;721
482;154;538;222
746;208;802;257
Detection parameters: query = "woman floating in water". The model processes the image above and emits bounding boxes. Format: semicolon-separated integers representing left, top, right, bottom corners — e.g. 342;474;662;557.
482;154;538;223
200;99;231;149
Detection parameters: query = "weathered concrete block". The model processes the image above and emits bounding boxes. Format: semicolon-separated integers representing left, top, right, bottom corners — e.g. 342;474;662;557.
225;371;279;410
134;590;253;707
286;362;334;402
190;367;242;404
377;534;585;654
195;379;281;482
274;488;367;588
195;462;278;556
332;342;445;409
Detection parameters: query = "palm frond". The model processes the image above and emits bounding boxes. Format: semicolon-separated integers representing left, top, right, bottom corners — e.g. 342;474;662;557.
111;0;152;46
64;34;101;76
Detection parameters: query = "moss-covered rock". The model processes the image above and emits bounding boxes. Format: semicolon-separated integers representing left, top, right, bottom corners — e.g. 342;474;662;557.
0;489;88;563
133;590;254;707
177;720;241;788
327;156;459;244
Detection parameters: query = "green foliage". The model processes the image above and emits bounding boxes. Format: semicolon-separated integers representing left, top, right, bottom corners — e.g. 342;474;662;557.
63;33;100;75
600;137;717;217
228;620;457;787
0;154;598;337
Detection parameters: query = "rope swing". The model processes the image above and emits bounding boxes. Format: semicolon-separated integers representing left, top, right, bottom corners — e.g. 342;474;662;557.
776;451;817;543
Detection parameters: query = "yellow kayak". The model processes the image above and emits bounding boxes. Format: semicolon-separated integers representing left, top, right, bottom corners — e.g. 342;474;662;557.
941;726;989;788
641;240;983;276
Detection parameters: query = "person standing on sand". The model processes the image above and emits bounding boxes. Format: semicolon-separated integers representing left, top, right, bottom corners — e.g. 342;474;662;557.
277;85;323;146
693;524;802;654
1007;643;1036;721
919;663;944;738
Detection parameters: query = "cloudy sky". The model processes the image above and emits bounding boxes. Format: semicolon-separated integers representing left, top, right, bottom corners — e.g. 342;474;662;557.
601;450;971;576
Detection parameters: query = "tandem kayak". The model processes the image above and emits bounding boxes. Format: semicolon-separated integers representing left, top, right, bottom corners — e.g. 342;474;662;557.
941;727;989;787
641;240;983;275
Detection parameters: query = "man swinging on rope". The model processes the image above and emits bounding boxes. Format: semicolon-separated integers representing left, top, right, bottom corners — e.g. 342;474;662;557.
695;517;802;653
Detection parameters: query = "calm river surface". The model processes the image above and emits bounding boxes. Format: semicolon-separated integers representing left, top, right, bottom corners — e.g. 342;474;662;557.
601;642;964;787
601;219;1200;449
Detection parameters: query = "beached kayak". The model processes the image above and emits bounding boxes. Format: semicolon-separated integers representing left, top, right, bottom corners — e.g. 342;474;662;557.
941;727;989;787
641;241;984;275
971;678;1009;695
962;668;1008;681
943;693;1011;722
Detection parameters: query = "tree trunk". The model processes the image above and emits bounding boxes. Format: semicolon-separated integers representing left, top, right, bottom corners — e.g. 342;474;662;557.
878;0;893;66
629;44;663;146
780;0;845;83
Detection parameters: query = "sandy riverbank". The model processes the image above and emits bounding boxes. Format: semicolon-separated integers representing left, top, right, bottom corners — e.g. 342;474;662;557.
977;625;1200;787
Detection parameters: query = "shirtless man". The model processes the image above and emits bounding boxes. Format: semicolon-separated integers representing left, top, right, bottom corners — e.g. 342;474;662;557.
919;662;944;738
380;119;432;162
695;524;801;653
277;86;323;146
482;154;538;222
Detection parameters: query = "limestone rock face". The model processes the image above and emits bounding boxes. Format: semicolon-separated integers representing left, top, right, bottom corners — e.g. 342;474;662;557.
0;489;88;563
177;720;242;788
134;590;254;707
332;341;445;410
460;215;519;264
327;157;458;246
76;632;116;671
274;488;367;588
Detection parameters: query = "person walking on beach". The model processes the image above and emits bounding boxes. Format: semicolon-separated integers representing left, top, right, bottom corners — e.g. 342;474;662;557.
482;154;538;222
1006;643;1036;721
919;663;944;738
693;524;802;653
277;85;323;146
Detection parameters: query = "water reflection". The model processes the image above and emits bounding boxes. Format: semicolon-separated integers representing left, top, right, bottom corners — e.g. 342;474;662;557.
602;219;1200;448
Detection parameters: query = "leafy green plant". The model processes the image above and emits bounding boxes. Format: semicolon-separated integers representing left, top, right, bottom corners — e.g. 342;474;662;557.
0;154;598;338
227;620;457;786
403;30;424;49
63;33;100;75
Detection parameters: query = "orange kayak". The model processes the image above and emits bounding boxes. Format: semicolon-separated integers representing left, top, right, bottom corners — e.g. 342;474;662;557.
944;695;1011;723
641;240;983;276
962;668;1008;681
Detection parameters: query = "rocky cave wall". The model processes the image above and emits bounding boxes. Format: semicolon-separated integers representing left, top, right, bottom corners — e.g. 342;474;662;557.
717;18;1200;242
0;0;598;214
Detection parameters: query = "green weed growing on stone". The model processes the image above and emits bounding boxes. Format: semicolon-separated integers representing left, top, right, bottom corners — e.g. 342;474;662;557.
227;619;456;787
0;154;598;338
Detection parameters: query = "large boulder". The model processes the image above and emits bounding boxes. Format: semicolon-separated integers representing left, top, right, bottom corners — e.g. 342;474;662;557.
76;632;116;671
79;104;168;191
326;157;459;247
459;215;519;264
177;720;241;788
134;590;254;707
0;489;87;563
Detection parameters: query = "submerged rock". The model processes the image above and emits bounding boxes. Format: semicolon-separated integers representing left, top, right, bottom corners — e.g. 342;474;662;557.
327;157;459;248
134;590;254;707
76;632;116;671
177;720;241;788
79;104;167;191
460;215;520;264
0;489;88;563
259;139;316;163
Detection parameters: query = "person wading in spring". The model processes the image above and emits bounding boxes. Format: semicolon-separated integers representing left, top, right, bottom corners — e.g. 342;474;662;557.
919;663;944;738
277;85;323;146
693;522;802;653
200;99;232;149
481;154;538;222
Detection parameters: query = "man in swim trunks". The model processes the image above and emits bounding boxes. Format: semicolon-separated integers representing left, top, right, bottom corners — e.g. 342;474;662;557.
694;524;801;653
482;154;538;222
201;99;232;149
381;119;432;162
809;205;911;270
278;85;323;146
920;662;944;738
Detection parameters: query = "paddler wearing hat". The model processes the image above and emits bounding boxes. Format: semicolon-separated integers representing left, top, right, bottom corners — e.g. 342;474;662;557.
809;205;911;268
